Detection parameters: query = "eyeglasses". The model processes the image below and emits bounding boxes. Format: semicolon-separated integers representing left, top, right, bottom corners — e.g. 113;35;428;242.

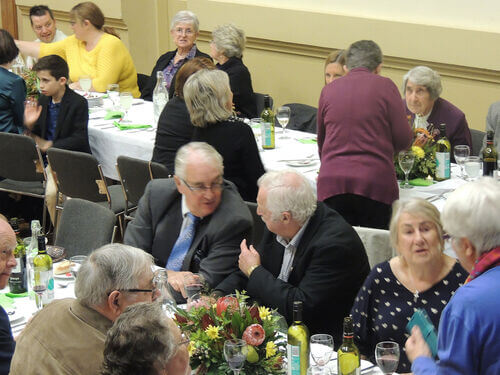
181;178;224;194
111;280;158;299
174;27;194;36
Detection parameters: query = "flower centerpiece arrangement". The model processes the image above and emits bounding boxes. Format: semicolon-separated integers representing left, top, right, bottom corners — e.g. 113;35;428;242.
175;291;286;375
395;121;439;180
20;68;40;100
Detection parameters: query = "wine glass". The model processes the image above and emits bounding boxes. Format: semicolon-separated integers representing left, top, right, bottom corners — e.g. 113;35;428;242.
153;269;177;316
183;273;206;307
453;145;470;179
398;150;415;189
69;255;87;278
119;92;133;122
33;270;49;311
107;83;120;110
464;156;481;180
310;334;334;373
79;75;92;96
375;341;400;375
224;339;248;375
276;106;291;139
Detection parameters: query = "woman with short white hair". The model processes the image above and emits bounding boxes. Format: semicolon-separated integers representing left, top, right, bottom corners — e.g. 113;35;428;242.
403;65;472;160
406;177;500;374
184;69;264;201
210;24;257;118
141;10;210;100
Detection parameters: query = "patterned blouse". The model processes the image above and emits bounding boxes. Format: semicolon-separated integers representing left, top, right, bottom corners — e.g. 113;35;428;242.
350;260;466;373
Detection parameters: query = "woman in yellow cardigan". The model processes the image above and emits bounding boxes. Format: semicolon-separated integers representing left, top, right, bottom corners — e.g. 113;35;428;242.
17;2;140;98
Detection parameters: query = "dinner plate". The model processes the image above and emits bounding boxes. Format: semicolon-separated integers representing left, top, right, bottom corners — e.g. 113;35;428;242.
286;160;317;167
53;272;75;280
6;308;24;325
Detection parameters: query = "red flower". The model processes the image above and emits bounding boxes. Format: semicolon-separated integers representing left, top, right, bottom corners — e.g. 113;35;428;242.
242;324;265;346
216;296;239;316
201;313;214;330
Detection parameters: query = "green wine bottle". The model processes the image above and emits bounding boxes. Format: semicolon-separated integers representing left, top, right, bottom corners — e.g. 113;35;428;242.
8;218;27;294
33;235;54;306
287;301;309;375
338;316;360;375
435;123;451;180
482;131;498;176
261;95;275;149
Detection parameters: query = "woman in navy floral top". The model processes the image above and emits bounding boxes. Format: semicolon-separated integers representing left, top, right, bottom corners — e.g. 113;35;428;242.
351;198;466;373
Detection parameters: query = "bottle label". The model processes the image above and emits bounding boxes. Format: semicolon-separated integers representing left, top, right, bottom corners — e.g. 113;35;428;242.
261;122;272;147
436;152;450;179
12;258;21;273
287;344;301;375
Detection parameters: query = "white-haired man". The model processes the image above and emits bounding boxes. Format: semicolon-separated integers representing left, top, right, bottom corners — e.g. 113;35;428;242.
124;142;252;302
10;244;157;375
217;170;370;344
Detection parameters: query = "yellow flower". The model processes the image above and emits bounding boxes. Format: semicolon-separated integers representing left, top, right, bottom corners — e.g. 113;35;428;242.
411;146;425;159
265;341;277;358
205;325;220;340
258;306;271;321
187;341;195;356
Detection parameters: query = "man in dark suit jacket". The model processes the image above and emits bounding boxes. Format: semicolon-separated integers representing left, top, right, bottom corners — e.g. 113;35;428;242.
218;170;370;345
124;142;252;302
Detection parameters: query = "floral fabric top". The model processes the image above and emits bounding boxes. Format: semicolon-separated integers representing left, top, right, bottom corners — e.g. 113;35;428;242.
350;260;466;373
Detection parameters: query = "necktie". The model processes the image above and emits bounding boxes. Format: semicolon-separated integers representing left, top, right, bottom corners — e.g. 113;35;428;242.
166;213;199;271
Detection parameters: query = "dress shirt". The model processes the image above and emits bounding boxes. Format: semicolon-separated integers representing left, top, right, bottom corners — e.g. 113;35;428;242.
276;218;310;282
414;112;431;129
179;195;202;232
46;100;61;141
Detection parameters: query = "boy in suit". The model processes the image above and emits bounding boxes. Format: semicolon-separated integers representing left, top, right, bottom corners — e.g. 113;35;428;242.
24;54;90;222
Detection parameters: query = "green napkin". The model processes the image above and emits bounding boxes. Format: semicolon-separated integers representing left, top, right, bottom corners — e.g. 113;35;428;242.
297;138;317;144
104;110;124;120
0;294;15;308
409;178;434;186
113;121;152;131
5;292;29;298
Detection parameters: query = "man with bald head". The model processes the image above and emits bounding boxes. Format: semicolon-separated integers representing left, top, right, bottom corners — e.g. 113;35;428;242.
0;218;17;374
217;170;370;344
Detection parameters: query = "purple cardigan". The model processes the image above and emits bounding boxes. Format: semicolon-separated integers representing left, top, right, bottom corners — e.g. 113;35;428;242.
405;97;472;158
317;67;412;205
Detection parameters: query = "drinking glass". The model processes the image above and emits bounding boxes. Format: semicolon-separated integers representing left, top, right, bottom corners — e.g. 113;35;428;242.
398;150;415;189
107;83;120;110
224;339;248;375
153;269;177;316
310;334;334;373
119;92;133;122
464;156;481;180
453;145;470;179
375;341;400;375
307;365;324;375
69;255;87;278
276;106;291;139
184;273;206;310
79;75;92;96
33;270;49;311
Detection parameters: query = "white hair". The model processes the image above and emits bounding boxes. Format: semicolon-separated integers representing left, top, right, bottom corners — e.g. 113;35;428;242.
403;66;442;100
442;177;500;256
258;170;317;225
75;244;155;308
170;10;199;33
174;141;224;179
212;23;246;59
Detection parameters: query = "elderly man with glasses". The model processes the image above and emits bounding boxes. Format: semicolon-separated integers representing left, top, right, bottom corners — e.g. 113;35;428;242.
10;244;157;375
124;142;252;302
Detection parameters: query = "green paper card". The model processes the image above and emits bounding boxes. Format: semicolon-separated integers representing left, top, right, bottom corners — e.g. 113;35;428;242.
113;121;152;131
297;138;317;144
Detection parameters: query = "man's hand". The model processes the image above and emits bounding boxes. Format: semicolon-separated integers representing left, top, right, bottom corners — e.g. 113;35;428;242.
405;326;432;363
33;136;53;153
238;239;261;277
167;270;194;298
24;102;42;129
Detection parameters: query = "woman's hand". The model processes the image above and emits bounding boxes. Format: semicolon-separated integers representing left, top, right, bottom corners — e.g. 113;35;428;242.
405;326;432;363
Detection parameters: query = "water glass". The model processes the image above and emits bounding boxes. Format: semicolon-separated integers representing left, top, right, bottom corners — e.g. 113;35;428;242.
224;339;248;375
375;341;400;375
276;106;291;139
107;83;120;109
453;145;470;179
70;255;87;278
153;269;177;316
398;150;415;189
464;156;481;180
310;334;334;372
119;92;133;121
79;75;92;96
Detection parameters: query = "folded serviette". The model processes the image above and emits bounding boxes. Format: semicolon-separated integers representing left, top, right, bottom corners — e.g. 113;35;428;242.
297;138;317;144
104;110;124;120
5;292;28;298
409;178;434;186
0;294;14;308
113;121;152;131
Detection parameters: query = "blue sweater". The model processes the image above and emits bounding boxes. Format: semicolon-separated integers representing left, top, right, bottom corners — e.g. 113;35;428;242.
412;265;500;374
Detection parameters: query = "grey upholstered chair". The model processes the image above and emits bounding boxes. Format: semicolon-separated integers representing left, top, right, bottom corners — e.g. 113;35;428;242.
245;201;265;247
470;129;486;156
353;226;395;268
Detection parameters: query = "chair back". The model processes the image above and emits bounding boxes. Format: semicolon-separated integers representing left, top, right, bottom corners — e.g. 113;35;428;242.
245;201;265;247
254;93;273;117
116;155;151;207
137;73;150;97
55;198;116;257
353;226;395;268
47;148;109;203
0;132;45;182
470;129;485;156
284;103;318;134
149;161;171;179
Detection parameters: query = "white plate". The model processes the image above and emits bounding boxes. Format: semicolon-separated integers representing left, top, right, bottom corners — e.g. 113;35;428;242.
326;358;376;374
6;308;24;325
286;160;317;167
53;273;75;280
